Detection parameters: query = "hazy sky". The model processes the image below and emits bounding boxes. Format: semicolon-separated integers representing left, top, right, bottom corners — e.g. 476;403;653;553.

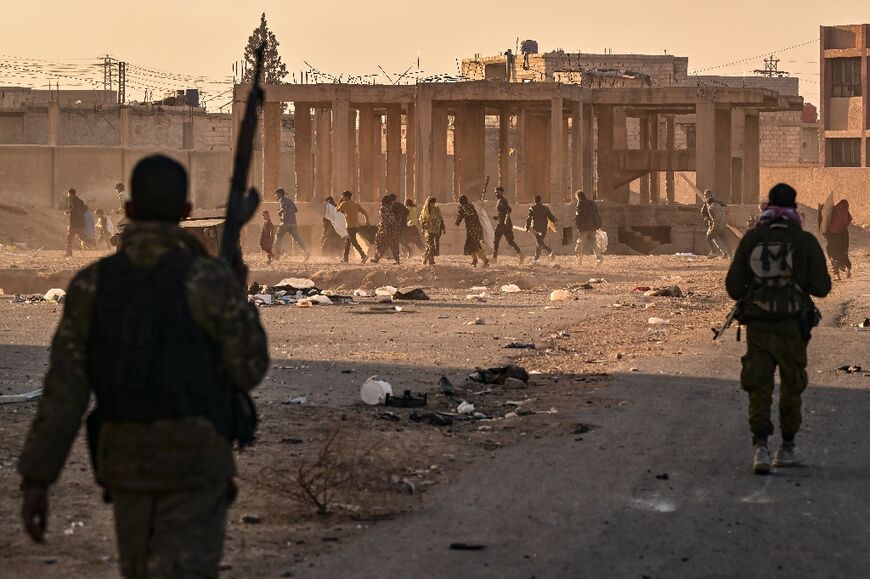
1;0;867;107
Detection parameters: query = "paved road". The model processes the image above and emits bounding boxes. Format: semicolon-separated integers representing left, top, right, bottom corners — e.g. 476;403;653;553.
293;280;870;578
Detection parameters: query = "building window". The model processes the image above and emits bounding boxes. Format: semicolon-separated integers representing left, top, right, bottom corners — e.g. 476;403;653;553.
830;138;861;167
830;58;862;97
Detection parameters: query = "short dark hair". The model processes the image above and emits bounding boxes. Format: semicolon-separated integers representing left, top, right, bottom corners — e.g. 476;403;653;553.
130;155;188;222
275;188;286;197
495;186;504;193
458;195;468;204
576;190;586;199
768;183;797;209
68;188;76;195
341;190;352;198
115;183;124;191
534;195;542;203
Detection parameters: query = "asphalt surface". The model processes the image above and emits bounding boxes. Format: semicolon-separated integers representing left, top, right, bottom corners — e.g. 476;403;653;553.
293;279;870;578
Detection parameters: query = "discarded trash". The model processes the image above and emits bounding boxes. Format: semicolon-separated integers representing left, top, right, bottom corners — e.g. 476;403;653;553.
469;364;529;385
375;286;398;296
283;395;307;405
241;514;262;524
252;293;273;305
504;341;536;349
44;288;65;302
410;411;454;427
63;521;84;536
439;376;455;395
502;377;527;389
377;410;401;422
470;286;488;292
634;286;652;292
385;390;428;408
859;318;870;330
588;278;607;284
648;317;670;326
578;283;594;290
295;299;314;308
466;318;485;325
0;388;43;404
466;292;488;302
500;284;522;293
549;289;572;302
360;377;393;405
837;365;863;374
449;543;487;551
457;401;476;414
655;473;670;481
308;294;333;305
394;288;430;300
353;288;374;297
646;285;684;298
275;277;316;290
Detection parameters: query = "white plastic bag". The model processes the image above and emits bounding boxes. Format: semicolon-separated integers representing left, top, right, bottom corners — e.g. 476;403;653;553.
360;377;393;405
595;230;608;254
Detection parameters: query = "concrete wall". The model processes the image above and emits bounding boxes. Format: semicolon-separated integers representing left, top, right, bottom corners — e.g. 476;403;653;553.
760;166;870;224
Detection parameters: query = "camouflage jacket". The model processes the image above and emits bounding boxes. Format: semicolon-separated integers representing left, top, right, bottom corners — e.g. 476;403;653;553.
18;221;269;491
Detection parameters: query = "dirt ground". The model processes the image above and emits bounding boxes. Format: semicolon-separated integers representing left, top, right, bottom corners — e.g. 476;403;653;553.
0;245;866;577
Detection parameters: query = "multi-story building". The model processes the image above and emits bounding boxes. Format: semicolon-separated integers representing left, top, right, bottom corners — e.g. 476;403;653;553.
820;24;870;167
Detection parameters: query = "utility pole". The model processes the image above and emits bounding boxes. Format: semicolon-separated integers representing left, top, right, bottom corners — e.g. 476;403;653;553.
117;61;126;104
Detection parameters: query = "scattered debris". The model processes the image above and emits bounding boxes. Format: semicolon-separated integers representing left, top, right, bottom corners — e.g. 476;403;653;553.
837;365;863;374
457;401;476;414
385;390;428;408
645;286;684;298
588;278;607;284
43;288;65;302
503;377;527;389
858;318;870;330
504;341;536;349
409;411;454;427
573;423;593;435
449;543;487;551
275;278;316;291
466;292;488;302
353;288;374;297
360;377;393;405
648;317;670;326
241;514;262;524
549;289;572;302
500;284;522;293
0;389;43;404
295;299;314;308
469;365;530;385
466;318;485;325
655;473;670;481
375;286;398;296
634;286;652;292
438;376;455;395
394;288;430;300
377;410;401;422
252;293;273;306
469;286;488;292
279;437;304;444
283;395;308;405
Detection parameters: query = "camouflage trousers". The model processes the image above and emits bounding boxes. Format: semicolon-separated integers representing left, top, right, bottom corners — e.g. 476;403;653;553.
112;481;235;579
422;232;440;264
740;319;808;439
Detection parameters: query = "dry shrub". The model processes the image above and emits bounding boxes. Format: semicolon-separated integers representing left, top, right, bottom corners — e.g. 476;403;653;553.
258;428;408;517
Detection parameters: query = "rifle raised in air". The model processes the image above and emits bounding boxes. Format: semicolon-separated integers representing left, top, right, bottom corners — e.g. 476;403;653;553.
220;43;265;277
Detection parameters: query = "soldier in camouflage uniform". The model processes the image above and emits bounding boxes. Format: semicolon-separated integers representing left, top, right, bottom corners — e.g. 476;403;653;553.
456;195;490;267
371;195;401;264
19;155;269;578
726;183;830;475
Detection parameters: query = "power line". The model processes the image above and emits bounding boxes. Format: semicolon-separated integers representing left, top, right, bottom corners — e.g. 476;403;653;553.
690;39;818;75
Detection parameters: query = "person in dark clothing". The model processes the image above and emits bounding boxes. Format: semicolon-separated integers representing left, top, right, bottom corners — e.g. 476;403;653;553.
273;188;309;262
65;188;90;257
725;183;831;475
456;195;490;267
260;210;275;264
19;155;268;577
492;187;523;263
824;199;853;280
573;190;603;265
526;195;557;261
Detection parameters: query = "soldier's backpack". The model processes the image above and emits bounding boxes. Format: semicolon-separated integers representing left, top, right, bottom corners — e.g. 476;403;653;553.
742;224;806;320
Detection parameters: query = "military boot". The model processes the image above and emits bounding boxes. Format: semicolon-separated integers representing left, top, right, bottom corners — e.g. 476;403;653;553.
753;443;772;475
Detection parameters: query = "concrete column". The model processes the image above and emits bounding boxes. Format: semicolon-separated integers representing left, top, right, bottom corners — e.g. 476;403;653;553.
549;96;563;204
332;96;350;195
650;114;660;203
314;108;332;200
432;105;448;200
358;105;377;202
456;104;486;200
742;111;760;205
405;103;416;202
665;116;675;204
731;157;743;204
348;108;358;193
516;108;526;204
612;107;629;204
48;100;60;146
571;102;581;195
373;113;384;197
415;95;433;201
696;103;732;202
294;103;313;201
596;106;614;202
499;107;510;191
581;104;594;196
386;104;403;196
262;101;282;198
523;111;549;204
120;107;132;148
562;116;570;203
639;114;650;204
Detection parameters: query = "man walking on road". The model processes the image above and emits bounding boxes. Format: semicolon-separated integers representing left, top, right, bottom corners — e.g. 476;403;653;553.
574;190;603;265
725;183;831;474
64;188;90;257
273;188;310;262
526;195;557;261
337;190;369;263
19;155;269;577
492;187;523;263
